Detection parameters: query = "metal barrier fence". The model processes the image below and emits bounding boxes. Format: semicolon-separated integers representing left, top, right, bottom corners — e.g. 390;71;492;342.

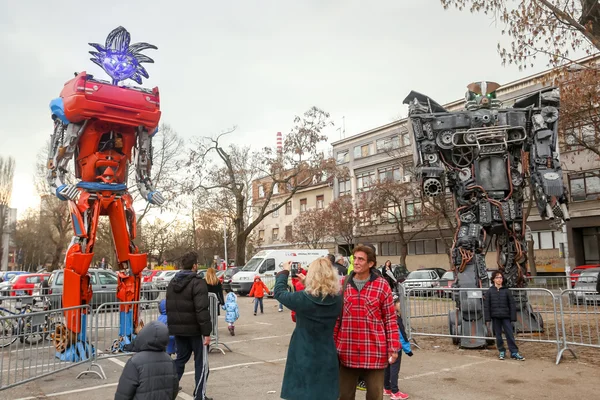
208;293;230;354
556;289;600;363
0;301;92;390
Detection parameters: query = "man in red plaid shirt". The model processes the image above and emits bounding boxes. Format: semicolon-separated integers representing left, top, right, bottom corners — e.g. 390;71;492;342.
334;245;400;400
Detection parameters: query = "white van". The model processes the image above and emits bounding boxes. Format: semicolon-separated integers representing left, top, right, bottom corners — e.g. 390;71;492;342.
230;249;328;295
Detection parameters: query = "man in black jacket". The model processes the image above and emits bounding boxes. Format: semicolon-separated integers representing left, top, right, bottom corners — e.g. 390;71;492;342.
115;321;179;400
166;252;212;400
484;270;525;361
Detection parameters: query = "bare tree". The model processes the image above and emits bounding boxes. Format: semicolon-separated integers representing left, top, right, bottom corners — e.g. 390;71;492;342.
440;0;600;68
291;208;330;249
187;107;334;266
365;179;434;267
325;196;360;254
14;208;53;271
0;156;15;265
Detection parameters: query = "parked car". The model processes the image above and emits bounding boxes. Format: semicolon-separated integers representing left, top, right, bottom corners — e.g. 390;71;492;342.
570;264;600;286
403;269;442;295
153;270;178;289
0;270;27;284
0;273;50;296
47;268;119;309
438;270;455;297
570;268;600;305
142;269;161;283
221;267;240;292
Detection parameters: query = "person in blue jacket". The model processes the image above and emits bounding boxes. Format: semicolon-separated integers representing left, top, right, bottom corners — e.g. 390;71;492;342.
157;299;177;355
222;292;240;336
383;296;413;400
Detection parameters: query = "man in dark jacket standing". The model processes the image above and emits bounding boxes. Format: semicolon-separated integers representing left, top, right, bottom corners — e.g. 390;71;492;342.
484;270;525;361
114;321;179;400
166;252;212;400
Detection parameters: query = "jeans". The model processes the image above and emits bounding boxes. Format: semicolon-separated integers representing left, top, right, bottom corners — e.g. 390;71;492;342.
384;351;402;393
254;297;264;313
492;318;518;354
278;302;284;311
339;365;385;400
174;336;209;400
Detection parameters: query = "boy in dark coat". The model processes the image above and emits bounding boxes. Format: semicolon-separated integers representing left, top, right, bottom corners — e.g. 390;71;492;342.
484;270;525;361
114;321;179;400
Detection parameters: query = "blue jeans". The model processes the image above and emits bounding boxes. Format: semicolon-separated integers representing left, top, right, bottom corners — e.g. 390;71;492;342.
384;351;402;393
254;297;263;313
278;302;284;311
492;318;518;354
174;336;209;400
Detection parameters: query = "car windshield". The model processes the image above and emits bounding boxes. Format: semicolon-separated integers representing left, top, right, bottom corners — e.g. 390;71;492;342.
225;269;237;278
242;258;263;272
142;270;152;276
9;275;19;284
407;271;432;280
578;271;599;283
441;271;454;280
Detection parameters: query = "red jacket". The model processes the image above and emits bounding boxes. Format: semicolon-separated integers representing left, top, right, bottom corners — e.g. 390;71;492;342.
249;278;270;298
290;277;306;322
334;270;400;369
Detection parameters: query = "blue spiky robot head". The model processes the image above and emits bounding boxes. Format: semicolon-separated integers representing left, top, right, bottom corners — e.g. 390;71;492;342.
89;26;157;85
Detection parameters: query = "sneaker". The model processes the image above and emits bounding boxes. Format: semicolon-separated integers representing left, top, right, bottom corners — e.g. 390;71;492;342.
278;308;283;312
498;351;505;360
391;391;409;400
384;389;393;396
356;380;367;391
511;352;525;361
253;312;256;316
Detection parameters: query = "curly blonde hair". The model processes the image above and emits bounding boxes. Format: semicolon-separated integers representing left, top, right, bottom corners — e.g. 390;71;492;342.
305;257;341;299
205;268;218;285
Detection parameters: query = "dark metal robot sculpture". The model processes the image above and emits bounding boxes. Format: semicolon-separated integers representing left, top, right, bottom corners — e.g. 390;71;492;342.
403;82;570;348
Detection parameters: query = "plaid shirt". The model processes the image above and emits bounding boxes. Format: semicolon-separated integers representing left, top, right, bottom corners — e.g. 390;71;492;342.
334;270;400;369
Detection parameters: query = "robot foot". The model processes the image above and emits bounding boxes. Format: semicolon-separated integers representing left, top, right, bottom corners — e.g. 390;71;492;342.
55;341;95;362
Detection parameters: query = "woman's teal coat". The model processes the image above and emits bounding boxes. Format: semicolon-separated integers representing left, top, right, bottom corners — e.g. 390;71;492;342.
273;270;343;400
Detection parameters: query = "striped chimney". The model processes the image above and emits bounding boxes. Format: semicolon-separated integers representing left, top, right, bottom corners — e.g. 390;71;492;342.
276;132;283;154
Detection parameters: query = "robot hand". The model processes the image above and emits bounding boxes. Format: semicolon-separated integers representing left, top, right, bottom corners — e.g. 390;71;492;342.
147;191;165;206
56;184;79;201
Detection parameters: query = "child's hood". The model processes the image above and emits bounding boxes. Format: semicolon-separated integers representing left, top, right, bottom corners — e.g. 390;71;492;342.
225;292;237;304
132;321;168;352
253;275;262;282
159;299;167;315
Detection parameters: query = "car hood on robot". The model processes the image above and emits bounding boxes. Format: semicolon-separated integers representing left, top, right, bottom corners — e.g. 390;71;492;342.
132;321;168;352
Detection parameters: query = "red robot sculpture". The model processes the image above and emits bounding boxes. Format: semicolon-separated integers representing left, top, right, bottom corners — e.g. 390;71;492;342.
46;26;164;361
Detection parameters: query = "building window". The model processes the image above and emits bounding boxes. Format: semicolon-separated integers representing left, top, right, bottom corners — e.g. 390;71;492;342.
405;200;422;218
285;201;292;215
272;203;279;218
381;241;399;256
356;171;375;192
400;129;411;147
424;239;437;254
300;198;307;212
378;166;401;182
316;195;324;209
569;170;600;201
258;230;264;241
376;136;400;153
285;225;292;241
272;228;279;241
258;185;265;198
338;178;351;196
384;203;400;223
272;183;279;195
403;164;413;182
353;143;372;159
531;231;561;250
337;151;349;164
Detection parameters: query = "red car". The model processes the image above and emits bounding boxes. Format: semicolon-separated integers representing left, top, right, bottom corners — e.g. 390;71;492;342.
142;269;161;283
9;273;50;296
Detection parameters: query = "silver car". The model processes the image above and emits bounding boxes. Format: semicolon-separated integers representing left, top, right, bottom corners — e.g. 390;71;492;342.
571;268;600;305
47;268;119;309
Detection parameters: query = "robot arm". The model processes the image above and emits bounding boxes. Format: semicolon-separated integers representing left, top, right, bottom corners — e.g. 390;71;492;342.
46;112;87;201
526;89;570;222
135;127;165;206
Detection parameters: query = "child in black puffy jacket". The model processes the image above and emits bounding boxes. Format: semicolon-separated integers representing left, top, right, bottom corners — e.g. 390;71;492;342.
115;321;179;400
484;270;525;361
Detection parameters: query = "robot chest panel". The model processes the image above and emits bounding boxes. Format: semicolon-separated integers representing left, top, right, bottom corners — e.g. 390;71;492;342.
474;156;509;192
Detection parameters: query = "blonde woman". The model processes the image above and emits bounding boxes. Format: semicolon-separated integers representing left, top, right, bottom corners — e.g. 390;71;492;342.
204;268;225;314
274;258;343;400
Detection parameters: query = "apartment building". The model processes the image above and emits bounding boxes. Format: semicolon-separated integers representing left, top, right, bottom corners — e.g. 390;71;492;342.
332;57;600;272
252;174;336;252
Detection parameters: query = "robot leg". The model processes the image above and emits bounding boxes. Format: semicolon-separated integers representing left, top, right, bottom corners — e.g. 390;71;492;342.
54;198;97;361
107;197;147;351
450;221;489;348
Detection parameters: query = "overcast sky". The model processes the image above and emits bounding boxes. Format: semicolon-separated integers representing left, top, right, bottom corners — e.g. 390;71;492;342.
0;0;555;217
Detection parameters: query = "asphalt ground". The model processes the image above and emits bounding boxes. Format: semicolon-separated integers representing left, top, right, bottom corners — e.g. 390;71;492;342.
1;296;597;400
